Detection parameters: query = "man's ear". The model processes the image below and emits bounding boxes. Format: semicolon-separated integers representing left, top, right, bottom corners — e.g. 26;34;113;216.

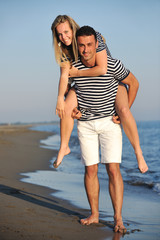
96;40;98;49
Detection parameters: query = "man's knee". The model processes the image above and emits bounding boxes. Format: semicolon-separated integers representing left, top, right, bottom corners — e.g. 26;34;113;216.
106;163;120;179
85;164;98;178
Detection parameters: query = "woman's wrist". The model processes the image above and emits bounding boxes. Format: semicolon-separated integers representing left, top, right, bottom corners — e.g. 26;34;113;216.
57;95;64;100
77;70;81;77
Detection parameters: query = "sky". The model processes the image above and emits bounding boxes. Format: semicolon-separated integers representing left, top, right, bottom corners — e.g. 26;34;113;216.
0;0;160;123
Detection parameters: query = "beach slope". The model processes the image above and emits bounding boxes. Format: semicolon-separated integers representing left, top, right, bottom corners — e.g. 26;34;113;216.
0;125;113;240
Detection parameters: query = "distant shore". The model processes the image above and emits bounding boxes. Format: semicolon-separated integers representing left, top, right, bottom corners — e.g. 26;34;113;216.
0;125;114;240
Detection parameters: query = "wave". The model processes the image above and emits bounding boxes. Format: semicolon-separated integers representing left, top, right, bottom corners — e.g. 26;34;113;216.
153;183;160;195
30;122;160;196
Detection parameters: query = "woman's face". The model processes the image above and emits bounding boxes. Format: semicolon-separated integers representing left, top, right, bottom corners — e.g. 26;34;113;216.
56;21;73;46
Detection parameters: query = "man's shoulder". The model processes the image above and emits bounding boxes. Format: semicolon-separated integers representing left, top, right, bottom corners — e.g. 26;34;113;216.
107;56;130;79
107;56;123;70
108;56;120;64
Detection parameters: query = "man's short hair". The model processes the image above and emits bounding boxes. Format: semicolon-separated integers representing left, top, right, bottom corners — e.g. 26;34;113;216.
76;26;97;42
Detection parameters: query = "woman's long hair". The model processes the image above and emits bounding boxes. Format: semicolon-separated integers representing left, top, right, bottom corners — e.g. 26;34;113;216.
51;15;80;65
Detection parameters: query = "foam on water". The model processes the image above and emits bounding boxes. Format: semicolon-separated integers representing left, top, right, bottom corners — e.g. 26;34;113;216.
153;183;160;195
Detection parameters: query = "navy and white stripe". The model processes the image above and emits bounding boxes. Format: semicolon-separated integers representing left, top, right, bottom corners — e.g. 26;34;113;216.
96;32;112;57
72;56;130;121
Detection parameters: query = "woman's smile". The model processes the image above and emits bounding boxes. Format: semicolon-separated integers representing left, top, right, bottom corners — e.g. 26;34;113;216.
56;21;73;46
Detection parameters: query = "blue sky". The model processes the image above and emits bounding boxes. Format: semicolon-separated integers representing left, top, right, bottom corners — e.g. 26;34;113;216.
0;0;160;123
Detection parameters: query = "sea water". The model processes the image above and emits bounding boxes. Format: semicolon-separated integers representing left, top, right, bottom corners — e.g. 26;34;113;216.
21;120;160;239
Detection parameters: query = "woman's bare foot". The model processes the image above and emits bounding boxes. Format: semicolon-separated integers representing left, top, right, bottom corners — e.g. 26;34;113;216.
80;213;99;225
114;218;127;234
53;146;70;168
136;152;148;173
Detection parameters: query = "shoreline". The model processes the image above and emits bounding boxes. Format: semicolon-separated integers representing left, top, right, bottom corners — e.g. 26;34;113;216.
0;125;113;240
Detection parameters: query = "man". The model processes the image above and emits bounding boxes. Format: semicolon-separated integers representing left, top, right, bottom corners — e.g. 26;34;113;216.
72;26;139;233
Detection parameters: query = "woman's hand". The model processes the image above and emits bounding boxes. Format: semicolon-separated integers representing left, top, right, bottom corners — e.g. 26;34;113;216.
112;115;121;124
56;96;65;119
69;66;79;77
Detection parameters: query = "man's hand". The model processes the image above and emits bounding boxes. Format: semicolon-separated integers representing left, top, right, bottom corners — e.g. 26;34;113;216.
71;107;82;119
112;115;121;124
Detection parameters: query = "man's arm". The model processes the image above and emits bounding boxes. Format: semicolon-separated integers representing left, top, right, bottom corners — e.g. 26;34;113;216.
121;72;139;108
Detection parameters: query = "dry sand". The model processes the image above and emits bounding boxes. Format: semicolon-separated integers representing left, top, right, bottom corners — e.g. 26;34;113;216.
0;125;116;240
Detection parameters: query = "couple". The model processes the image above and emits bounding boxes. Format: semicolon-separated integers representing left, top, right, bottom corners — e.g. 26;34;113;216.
51;15;148;233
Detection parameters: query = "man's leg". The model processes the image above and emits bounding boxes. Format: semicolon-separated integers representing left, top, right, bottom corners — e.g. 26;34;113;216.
81;164;99;225
106;163;126;233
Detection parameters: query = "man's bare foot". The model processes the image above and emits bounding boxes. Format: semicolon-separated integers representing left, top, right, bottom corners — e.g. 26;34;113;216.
80;214;99;225
114;218;127;234
136;152;148;173
53;146;70;168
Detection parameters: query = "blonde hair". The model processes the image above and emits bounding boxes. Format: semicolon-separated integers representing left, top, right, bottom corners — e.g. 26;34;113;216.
51;15;80;65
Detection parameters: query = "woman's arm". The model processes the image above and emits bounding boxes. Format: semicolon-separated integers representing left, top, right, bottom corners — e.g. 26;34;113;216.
56;62;70;118
69;49;107;77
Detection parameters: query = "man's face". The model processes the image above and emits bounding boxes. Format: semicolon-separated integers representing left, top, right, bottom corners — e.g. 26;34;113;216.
77;35;98;63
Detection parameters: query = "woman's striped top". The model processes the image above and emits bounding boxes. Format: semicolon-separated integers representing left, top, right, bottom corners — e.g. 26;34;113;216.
96;32;111;57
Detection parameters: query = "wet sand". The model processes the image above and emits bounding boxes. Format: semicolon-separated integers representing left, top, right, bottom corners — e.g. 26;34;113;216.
0;125;114;240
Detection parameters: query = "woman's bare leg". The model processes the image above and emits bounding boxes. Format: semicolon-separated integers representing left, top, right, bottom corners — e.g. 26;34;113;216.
115;85;148;173
54;89;78;168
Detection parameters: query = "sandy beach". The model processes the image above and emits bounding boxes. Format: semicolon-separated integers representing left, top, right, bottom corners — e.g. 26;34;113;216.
1;124;160;240
0;125;114;240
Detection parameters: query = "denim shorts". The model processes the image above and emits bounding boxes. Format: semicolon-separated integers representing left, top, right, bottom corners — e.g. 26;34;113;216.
77;117;122;166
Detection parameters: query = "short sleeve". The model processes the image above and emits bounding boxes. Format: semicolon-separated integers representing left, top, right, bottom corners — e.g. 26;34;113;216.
96;32;112;57
113;59;130;81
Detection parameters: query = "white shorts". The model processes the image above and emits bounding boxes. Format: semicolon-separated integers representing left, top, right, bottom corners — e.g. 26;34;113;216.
77;117;122;166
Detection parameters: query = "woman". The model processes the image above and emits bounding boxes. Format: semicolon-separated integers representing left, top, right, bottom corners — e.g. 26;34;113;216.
51;15;148;173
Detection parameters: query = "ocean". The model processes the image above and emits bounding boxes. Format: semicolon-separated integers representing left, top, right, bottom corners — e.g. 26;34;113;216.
21;120;160;240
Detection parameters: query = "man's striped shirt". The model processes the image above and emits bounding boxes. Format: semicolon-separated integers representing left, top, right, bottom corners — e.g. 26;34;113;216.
72;56;130;121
